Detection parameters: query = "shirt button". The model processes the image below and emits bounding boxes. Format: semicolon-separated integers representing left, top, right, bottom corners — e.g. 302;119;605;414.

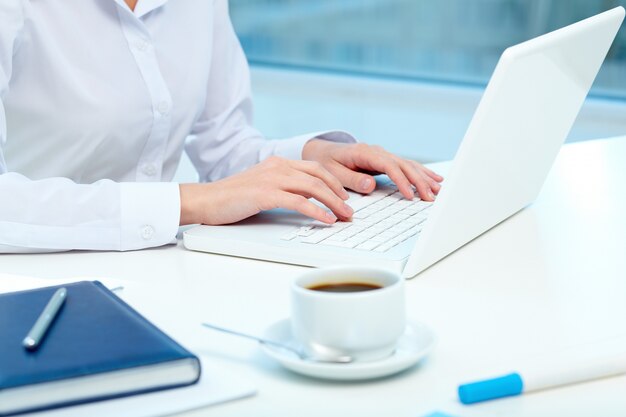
142;163;157;177
135;40;150;52
157;101;170;115
141;225;155;241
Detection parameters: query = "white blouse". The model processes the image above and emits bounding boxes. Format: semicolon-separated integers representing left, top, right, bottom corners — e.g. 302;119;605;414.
0;0;353;252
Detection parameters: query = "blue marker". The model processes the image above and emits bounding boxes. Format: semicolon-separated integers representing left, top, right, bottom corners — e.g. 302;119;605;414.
458;373;523;404
458;353;626;404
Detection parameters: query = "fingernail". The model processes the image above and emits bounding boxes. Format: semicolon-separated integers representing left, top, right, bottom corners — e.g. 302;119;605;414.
341;188;349;200
326;212;337;222
343;203;353;215
360;177;372;191
428;191;436;200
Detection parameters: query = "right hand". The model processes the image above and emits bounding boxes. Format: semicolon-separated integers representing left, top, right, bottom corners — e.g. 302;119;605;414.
179;156;354;225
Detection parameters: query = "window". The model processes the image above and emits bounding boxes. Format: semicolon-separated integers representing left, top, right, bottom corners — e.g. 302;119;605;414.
230;0;626;99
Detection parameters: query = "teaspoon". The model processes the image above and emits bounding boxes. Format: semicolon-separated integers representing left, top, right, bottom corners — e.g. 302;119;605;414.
201;322;353;364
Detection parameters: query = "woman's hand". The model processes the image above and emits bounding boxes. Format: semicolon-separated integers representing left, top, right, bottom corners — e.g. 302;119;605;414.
302;140;443;201
179;156;354;225
179;140;444;226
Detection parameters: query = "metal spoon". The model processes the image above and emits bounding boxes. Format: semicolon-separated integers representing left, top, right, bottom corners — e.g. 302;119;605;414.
201;322;353;364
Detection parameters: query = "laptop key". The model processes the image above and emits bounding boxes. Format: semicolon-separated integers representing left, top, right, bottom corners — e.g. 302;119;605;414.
323;240;359;249
356;240;381;251
300;227;341;244
280;232;298;241
374;243;393;252
295;225;316;236
348;188;397;212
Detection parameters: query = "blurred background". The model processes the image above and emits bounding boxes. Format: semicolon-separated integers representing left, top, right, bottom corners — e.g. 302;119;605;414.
177;0;626;181
232;0;625;97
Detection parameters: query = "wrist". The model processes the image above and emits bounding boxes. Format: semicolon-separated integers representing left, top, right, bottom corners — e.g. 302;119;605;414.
179;183;206;225
302;138;327;161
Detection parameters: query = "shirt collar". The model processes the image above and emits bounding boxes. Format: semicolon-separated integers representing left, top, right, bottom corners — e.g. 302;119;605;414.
113;0;169;19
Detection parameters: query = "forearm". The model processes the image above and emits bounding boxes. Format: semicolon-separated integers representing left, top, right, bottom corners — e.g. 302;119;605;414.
0;173;179;252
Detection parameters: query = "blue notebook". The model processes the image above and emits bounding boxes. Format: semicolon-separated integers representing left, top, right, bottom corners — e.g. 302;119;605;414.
0;281;201;416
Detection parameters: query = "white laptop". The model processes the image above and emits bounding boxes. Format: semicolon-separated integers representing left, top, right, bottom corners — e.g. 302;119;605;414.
184;7;625;279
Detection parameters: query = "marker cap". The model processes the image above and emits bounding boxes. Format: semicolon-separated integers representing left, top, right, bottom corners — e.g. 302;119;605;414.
458;372;524;404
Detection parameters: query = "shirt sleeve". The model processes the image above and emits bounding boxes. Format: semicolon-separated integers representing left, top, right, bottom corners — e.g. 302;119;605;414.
185;0;356;183
0;3;180;253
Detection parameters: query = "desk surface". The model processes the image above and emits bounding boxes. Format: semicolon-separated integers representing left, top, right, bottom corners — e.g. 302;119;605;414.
2;137;626;417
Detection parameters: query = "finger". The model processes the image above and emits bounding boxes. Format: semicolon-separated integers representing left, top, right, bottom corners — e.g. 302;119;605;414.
428;177;442;195
426;169;444;182
327;162;376;194
282;172;353;219
276;192;338;224
370;155;415;200
412;161;444;182
289;160;349;200
399;161;437;201
409;162;442;194
349;150;414;199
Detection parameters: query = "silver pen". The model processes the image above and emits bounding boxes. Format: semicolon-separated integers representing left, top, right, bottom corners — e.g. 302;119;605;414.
22;287;68;351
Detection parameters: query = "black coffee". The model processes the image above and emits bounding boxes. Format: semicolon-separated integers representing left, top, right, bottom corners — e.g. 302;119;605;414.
308;282;382;293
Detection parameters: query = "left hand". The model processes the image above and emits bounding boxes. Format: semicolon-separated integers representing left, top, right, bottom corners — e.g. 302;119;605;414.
302;140;443;201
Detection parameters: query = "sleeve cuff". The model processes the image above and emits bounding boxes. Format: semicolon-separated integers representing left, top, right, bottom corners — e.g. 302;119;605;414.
119;182;181;250
270;130;358;161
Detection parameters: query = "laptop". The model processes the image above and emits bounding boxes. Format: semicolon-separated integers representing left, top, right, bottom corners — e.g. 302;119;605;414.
184;7;625;279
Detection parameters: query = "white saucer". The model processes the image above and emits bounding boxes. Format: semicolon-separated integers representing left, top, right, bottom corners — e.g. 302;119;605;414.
260;319;435;381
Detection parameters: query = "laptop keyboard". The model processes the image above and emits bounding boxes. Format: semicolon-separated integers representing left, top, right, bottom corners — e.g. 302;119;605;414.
280;184;432;252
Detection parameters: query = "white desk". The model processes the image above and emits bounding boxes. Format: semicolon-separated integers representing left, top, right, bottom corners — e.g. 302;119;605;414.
2;137;626;417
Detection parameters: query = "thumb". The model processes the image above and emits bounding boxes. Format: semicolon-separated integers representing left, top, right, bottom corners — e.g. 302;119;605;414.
331;164;376;194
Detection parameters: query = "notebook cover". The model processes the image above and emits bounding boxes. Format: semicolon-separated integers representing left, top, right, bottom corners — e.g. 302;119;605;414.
0;281;201;415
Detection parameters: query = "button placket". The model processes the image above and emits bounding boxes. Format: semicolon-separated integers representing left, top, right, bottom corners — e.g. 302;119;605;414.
117;13;172;182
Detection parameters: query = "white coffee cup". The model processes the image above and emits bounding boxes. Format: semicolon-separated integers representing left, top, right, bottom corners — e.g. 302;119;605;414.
291;265;405;362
